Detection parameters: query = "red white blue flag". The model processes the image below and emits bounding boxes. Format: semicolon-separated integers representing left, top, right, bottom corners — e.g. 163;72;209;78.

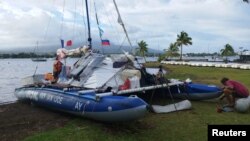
60;39;72;48
101;40;110;46
66;40;72;46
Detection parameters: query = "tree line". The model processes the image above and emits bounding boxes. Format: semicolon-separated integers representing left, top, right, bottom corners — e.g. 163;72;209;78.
136;31;239;62
0;52;55;58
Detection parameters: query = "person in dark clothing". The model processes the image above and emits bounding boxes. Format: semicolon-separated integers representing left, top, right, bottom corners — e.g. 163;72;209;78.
156;65;168;84
139;64;156;86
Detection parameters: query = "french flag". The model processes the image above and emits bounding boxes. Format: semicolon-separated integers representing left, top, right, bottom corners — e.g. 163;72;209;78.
61;39;73;48
101;39;110;46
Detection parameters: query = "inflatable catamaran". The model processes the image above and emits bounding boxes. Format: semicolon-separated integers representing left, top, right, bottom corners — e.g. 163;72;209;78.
14;0;222;122
15;46;222;121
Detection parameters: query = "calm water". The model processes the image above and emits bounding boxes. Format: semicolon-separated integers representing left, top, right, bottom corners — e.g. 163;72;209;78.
0;58;77;104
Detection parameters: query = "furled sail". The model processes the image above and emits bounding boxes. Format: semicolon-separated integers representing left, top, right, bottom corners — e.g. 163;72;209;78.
113;0;133;49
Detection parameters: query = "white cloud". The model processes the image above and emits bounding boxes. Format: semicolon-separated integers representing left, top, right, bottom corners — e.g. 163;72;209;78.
0;0;249;53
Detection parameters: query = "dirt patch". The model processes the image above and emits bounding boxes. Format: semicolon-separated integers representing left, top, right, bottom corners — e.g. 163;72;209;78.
0;102;72;141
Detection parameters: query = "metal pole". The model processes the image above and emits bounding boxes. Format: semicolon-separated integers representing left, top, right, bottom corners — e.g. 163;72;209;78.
85;0;92;49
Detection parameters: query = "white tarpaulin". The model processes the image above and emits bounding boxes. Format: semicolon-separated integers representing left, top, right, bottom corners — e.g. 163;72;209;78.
84;58;123;89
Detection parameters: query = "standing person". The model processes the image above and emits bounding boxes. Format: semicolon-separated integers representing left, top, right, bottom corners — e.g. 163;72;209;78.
53;56;63;83
156;65;164;78
156;65;165;84
219;77;249;107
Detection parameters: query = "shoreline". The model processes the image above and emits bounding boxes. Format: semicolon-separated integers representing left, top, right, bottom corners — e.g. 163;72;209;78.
0;100;17;106
0;102;72;141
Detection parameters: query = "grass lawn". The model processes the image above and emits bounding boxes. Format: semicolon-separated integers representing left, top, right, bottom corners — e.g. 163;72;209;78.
23;63;250;141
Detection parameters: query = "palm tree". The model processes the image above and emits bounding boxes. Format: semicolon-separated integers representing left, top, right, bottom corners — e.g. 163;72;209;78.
176;31;192;61
220;43;235;63
136;40;148;62
243;0;249;3
165;42;180;59
158;42;179;62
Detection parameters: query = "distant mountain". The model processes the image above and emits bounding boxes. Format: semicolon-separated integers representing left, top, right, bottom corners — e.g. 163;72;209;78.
0;42;164;55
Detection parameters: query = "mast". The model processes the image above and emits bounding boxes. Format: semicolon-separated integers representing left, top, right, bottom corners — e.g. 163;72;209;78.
85;0;92;49
94;2;104;54
113;0;133;51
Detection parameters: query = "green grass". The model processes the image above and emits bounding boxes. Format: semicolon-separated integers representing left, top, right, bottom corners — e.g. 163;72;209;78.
23;63;250;141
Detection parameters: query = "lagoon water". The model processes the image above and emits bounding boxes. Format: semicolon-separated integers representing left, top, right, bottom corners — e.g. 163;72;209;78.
0;58;78;105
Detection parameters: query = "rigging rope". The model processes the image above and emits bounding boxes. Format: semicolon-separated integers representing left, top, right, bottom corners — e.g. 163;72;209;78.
94;1;104;54
32;41;40;75
113;0;133;52
60;0;66;39
72;0;77;42
98;1;126;51
117;36;127;53
43;0;56;41
71;0;87;46
33;0;55;76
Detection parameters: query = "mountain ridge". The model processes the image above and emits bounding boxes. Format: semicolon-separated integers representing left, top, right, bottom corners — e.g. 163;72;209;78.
0;42;163;54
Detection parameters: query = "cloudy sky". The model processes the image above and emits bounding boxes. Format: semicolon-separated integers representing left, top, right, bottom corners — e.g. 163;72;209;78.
0;0;249;53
